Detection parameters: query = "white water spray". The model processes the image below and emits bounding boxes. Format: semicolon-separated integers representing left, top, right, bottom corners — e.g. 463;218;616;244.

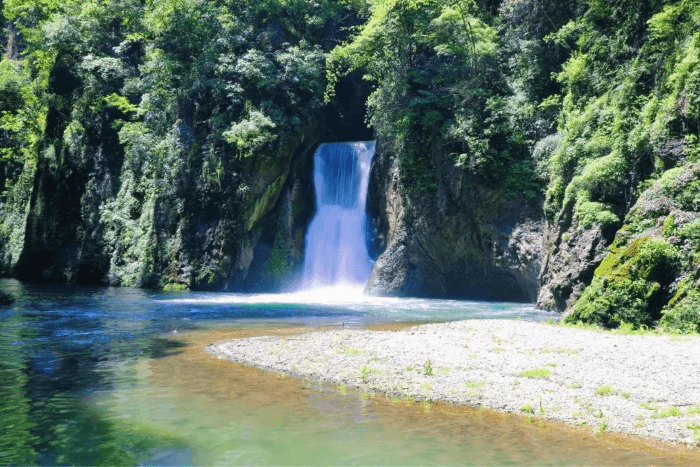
302;141;375;290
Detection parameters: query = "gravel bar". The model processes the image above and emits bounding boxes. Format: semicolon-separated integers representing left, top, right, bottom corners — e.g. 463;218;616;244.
207;319;700;446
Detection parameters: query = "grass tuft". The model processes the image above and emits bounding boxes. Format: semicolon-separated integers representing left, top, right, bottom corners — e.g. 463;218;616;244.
518;368;552;379
466;381;486;388
595;385;615;396
360;366;370;383
651;405;683;418
640;401;658;411
594;419;609;437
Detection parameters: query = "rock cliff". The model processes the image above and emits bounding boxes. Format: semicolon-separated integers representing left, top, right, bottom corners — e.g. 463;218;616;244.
365;141;544;302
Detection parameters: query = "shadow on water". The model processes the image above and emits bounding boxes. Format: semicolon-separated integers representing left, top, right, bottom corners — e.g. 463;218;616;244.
0;316;191;466
142;337;189;359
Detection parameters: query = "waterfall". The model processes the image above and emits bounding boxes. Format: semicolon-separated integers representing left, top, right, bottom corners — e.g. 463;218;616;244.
302;141;375;288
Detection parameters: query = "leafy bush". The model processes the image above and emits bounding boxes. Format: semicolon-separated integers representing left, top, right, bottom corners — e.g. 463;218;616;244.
678;219;700;249
661;298;700;334
574;200;620;230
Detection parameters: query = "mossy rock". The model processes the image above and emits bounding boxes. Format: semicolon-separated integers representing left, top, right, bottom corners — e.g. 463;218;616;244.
245;174;287;232
162;282;189;292
0;290;16;306
567;237;681;328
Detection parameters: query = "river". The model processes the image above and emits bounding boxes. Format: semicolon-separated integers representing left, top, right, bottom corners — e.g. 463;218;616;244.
1;279;698;465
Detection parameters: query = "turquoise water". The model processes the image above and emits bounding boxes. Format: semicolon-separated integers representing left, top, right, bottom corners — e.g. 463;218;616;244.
0;279;696;465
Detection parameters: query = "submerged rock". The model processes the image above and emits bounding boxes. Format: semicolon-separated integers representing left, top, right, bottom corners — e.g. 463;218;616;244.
0;290;15;306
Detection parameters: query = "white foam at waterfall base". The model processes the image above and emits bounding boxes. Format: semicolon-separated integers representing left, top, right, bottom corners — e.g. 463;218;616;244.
301;141;375;290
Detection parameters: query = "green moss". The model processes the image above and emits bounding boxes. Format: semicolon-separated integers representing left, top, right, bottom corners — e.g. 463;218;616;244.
568;237;681;328
267;227;290;277
667;278;692;309
594;237;652;280
246;175;286;232
162;283;188;292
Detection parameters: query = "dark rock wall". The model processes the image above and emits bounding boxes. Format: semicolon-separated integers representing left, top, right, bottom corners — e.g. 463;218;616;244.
536;223;609;312
366;141;544;302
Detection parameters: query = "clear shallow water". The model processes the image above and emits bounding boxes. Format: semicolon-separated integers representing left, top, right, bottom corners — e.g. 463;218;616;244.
1;279;697;466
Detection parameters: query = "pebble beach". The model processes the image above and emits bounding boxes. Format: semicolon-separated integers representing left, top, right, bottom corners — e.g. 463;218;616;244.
207;319;700;446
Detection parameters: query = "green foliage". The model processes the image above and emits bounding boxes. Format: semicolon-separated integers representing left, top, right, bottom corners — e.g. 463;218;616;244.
327;0;545;196
223;107;277;159
545;0;700;230
572;158;700;332
660;291;700;334
568;237;682;328
662;215;676;237
573;201;619;230
678;219;700;249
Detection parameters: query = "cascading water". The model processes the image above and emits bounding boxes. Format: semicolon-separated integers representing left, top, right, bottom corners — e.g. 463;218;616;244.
302;141;375;289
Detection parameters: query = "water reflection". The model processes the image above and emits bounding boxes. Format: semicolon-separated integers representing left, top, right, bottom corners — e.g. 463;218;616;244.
0;280;192;465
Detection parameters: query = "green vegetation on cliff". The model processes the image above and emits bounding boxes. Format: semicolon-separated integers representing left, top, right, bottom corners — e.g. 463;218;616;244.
550;0;700;331
328;0;570;198
0;0;360;289
0;0;699;331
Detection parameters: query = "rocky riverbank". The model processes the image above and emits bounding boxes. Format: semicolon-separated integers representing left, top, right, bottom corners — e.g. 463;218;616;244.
207;320;700;446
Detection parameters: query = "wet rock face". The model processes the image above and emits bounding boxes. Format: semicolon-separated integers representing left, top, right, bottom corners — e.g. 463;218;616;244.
238;140;317;292
536;223;609;312
365;143;544;302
